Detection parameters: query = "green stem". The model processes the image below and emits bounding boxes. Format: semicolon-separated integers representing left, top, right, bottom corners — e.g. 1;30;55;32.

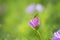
32;28;42;40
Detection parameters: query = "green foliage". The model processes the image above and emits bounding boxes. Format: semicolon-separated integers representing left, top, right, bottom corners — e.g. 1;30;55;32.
0;0;60;40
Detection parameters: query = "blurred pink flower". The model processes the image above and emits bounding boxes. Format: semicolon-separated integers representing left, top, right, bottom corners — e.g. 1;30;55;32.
54;30;60;38
52;37;60;40
26;3;35;14
52;30;60;40
26;3;44;14
36;4;44;12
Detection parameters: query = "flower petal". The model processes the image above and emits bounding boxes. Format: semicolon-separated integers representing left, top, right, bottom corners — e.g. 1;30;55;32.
54;30;60;38
29;17;40;28
52;37;60;40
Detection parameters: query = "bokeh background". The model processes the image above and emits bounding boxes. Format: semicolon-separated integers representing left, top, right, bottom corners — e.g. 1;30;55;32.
0;0;60;40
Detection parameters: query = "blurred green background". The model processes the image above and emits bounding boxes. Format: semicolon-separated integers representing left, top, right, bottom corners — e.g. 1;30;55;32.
0;0;60;40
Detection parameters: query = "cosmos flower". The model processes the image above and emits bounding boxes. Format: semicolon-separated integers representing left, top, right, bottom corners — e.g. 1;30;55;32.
25;3;44;14
29;17;40;28
52;30;60;40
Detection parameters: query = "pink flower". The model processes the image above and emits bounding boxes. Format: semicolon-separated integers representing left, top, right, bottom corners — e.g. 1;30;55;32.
29;17;40;28
36;4;44;12
52;30;60;40
26;3;35;14
54;30;60;38
25;3;44;14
